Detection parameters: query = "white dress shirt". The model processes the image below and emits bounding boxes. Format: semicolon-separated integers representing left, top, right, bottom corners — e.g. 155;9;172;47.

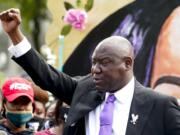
8;37;31;58
8;37;135;135
85;77;135;135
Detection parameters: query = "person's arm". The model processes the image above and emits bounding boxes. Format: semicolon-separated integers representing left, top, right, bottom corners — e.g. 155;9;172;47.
0;8;23;45
0;8;77;105
12;48;77;105
0;8;32;58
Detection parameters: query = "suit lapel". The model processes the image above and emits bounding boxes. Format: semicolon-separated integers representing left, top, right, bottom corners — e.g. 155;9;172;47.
126;81;155;135
66;76;105;126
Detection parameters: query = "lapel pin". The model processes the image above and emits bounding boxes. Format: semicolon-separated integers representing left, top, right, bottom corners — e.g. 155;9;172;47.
130;113;139;125
64;113;68;122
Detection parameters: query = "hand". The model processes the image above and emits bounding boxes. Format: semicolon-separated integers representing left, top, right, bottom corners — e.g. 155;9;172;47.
0;8;23;45
0;8;21;34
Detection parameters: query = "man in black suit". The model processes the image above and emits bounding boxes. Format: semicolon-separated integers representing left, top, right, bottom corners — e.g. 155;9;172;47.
0;8;180;135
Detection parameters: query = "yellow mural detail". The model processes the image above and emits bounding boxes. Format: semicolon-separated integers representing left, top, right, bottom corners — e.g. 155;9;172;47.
46;0;134;67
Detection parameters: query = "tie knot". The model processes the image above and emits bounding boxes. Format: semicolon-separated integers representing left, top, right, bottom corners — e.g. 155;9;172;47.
106;94;116;103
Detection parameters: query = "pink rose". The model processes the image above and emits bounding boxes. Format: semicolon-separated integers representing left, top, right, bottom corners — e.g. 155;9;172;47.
63;9;87;30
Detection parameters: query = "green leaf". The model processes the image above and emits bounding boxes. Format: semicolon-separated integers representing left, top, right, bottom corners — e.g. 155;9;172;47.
61;24;72;36
84;0;94;12
64;1;74;10
76;0;82;8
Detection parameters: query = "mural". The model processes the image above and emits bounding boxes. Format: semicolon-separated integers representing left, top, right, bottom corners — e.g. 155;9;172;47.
47;0;180;101
63;0;179;82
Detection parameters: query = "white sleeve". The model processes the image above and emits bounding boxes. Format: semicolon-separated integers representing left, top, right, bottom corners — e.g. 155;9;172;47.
8;37;31;58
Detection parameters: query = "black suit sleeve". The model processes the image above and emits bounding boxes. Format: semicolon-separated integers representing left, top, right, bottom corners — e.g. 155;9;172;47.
12;48;77;105
164;97;180;135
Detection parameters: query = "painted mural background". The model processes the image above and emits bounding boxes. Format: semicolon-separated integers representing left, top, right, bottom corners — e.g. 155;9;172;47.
46;0;180;99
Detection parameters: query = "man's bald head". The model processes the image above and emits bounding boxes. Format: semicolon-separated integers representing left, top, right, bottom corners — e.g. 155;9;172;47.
91;36;134;92
94;36;134;60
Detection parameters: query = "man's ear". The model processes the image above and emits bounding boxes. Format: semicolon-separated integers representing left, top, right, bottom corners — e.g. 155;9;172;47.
124;57;133;70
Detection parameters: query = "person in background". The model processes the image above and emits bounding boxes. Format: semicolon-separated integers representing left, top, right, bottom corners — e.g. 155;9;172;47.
36;100;69;135
20;74;49;119
45;99;69;130
26;81;49;131
45;100;57;120
33;84;48;119
153;76;180;105
0;8;180;135
0;77;35;135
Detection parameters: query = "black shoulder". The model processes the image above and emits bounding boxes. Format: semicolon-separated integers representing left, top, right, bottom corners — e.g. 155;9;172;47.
135;80;179;106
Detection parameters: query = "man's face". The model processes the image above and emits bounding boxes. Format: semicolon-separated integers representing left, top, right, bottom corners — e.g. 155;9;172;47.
91;45;126;92
5;96;33;112
3;96;33;128
34;101;45;119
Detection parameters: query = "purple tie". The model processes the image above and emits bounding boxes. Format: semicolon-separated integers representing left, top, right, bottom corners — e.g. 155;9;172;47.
99;94;116;135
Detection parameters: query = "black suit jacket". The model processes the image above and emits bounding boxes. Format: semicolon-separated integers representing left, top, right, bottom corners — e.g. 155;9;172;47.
13;49;180;135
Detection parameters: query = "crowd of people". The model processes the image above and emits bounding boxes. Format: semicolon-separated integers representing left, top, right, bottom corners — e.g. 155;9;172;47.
0;77;69;135
0;8;179;135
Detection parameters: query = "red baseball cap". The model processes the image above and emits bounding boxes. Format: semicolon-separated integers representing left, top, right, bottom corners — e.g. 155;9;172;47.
2;77;34;102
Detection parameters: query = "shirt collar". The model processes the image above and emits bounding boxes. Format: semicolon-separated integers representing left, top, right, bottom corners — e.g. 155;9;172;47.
106;77;135;104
